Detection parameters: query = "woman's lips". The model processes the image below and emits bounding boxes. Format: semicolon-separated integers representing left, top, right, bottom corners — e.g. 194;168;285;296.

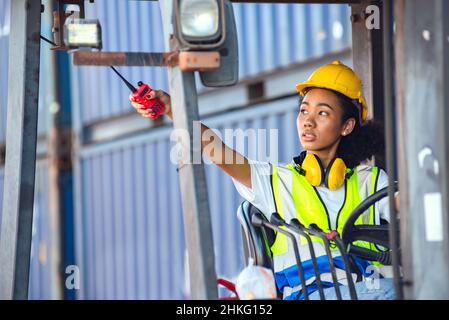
301;132;316;142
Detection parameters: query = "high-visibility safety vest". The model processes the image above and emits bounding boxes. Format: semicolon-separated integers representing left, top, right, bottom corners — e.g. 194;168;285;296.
269;163;383;300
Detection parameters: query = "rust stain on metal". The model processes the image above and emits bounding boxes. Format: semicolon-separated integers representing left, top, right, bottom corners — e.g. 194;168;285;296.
179;51;220;72
73;51;126;65
73;51;179;67
163;51;179;67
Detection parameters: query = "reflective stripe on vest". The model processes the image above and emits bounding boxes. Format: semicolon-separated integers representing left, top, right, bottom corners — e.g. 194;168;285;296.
269;163;381;297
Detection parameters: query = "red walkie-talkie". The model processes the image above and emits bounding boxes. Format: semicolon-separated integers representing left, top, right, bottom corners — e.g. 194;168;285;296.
110;66;166;120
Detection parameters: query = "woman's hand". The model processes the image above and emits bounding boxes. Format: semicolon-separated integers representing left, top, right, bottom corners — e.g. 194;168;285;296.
129;89;173;120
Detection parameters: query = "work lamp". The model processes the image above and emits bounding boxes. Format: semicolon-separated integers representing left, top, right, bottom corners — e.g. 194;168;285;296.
64;19;102;50
175;0;226;49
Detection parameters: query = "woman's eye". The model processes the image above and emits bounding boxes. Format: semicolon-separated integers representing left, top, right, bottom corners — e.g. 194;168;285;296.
299;109;308;115
319;111;329;116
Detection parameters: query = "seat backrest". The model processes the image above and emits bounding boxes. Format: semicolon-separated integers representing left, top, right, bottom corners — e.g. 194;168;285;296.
237;201;276;270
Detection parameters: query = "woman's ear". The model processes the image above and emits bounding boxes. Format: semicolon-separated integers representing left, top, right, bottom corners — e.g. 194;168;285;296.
341;118;356;136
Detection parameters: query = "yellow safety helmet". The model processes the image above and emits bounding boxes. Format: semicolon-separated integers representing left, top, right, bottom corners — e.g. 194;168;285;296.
295;60;368;123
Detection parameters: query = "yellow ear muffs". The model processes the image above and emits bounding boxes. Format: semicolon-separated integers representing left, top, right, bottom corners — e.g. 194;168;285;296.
299;153;348;190
325;157;347;190
301;153;325;187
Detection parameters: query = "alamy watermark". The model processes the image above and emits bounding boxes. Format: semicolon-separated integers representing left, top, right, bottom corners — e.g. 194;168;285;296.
364;265;381;290
351;5;381;30
170;121;279;170
65;265;80;290
365;5;380;30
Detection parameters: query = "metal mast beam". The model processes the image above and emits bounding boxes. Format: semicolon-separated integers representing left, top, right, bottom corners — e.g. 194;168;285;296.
158;1;218;299
0;0;42;299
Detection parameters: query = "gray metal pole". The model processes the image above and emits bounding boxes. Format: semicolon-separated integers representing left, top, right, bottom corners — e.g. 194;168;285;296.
158;1;218;299
0;0;42;300
382;0;403;300
396;0;449;299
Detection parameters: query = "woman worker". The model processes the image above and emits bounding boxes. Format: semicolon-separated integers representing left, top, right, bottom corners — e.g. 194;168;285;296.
129;60;398;300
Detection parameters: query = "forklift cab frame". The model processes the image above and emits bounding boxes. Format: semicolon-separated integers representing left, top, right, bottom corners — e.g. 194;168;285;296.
237;183;397;300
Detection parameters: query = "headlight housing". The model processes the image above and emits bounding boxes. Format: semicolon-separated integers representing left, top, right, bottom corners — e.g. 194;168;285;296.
175;0;225;49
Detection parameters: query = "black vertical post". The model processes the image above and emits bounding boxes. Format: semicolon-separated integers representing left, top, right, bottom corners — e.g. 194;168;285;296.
382;0;403;299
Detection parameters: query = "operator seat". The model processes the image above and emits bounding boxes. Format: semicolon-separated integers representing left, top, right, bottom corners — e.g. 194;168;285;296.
237;201;275;270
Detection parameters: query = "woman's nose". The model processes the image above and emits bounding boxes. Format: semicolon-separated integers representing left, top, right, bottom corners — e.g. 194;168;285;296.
303;114;315;127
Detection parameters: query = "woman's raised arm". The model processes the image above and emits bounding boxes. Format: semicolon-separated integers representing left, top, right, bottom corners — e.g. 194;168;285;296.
130;89;252;189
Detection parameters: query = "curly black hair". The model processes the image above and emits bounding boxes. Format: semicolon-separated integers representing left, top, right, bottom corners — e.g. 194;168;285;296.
333;91;385;168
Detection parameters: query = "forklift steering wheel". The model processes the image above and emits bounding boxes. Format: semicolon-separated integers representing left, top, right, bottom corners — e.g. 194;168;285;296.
341;184;398;265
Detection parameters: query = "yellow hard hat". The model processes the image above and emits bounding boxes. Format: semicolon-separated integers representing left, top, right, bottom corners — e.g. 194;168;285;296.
295;60;368;123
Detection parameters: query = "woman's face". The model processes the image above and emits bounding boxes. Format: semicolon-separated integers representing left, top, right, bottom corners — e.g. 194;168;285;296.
297;88;354;155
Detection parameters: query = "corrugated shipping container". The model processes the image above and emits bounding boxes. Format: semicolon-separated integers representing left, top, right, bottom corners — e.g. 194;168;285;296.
233;2;350;77
75;129;185;299
70;1;350;126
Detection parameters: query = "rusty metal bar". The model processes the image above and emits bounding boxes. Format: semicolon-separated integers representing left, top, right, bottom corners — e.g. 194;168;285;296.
72;51;179;67
178;51;220;72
